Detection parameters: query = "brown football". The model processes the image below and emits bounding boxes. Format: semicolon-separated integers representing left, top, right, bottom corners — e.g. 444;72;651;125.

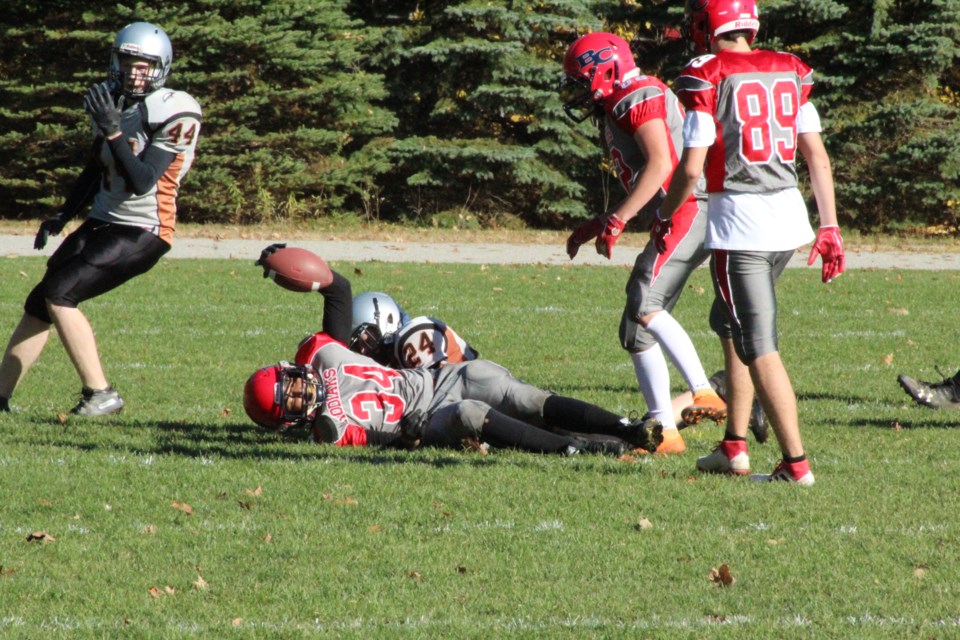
264;247;334;292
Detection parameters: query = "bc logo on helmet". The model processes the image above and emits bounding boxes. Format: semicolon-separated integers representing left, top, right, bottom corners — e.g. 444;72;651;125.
576;47;614;70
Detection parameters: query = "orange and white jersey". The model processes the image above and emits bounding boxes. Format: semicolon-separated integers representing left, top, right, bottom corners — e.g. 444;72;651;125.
89;88;201;244
393;316;479;369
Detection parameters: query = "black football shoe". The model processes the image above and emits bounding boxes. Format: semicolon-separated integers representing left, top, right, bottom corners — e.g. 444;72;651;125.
898;368;960;409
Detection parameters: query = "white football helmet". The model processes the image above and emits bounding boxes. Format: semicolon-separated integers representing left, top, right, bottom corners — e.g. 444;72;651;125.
349;291;404;360
108;22;173;99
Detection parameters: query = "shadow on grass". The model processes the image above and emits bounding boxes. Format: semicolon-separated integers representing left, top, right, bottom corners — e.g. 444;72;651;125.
3;416;649;474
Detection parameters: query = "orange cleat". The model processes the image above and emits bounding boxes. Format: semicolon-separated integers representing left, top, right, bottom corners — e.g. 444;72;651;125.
681;388;727;425
635;428;686;455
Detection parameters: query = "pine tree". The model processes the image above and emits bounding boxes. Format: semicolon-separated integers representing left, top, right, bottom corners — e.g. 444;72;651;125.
352;0;603;226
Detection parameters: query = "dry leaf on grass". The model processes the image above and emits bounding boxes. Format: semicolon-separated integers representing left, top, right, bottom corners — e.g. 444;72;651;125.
194;575;208;590
1;566;18;578
171;501;193;515
635;516;654;531
26;531;55;543
263;533;273;544
708;564;735;587
368;525;382;533
220;408;231;417
141;524;158;535
56;413;68;425
407;571;422;580
244;486;263;497
887;307;909;316
231;617;243;626
456;566;467;574
882;353;895;366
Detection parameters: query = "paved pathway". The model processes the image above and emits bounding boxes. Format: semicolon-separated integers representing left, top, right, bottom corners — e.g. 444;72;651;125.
2;234;959;269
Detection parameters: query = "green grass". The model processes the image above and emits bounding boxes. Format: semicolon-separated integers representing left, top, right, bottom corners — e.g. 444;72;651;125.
1;256;959;638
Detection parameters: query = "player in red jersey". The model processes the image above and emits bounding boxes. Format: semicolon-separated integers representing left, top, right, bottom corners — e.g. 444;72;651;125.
655;0;845;484
247;248;661;456
560;32;727;455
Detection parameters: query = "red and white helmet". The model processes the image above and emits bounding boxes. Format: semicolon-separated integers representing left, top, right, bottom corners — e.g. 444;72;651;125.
561;32;637;123
243;362;324;431
685;0;759;54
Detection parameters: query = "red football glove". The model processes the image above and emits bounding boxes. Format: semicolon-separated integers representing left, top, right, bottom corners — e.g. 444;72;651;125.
650;211;673;254
595;215;626;259
807;225;846;283
566;217;605;259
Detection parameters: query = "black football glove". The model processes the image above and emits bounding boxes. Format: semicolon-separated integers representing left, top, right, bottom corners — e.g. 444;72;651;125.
34;213;69;250
83;82;122;138
254;243;286;278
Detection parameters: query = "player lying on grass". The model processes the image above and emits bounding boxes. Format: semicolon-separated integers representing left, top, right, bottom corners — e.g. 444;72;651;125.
247;245;662;455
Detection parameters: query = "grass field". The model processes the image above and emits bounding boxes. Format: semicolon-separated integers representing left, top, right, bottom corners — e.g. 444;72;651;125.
1;255;959;638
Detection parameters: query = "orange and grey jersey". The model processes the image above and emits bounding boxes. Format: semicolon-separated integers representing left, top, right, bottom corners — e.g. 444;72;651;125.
89;88;201;244
393;316;479;369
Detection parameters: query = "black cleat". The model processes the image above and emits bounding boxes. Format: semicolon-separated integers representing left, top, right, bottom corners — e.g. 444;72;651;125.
621;416;663;452
564;435;628;457
898;368;960;409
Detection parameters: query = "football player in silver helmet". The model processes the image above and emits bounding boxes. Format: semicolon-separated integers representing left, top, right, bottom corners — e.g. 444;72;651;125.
0;22;201;416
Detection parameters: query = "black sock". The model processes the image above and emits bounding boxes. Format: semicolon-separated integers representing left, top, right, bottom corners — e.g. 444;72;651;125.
542;395;624;434
724;431;747;442
784;454;806;464
0;396;9;412
480;409;574;454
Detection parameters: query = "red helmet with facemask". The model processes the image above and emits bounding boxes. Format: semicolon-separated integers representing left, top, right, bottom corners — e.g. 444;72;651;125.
560;32;637;123
243;362;324;431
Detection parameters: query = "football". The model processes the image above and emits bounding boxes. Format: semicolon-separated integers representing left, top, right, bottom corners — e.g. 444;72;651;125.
263;247;334;292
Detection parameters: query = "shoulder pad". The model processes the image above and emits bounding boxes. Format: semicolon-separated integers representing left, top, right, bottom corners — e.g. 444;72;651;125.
143;89;202;127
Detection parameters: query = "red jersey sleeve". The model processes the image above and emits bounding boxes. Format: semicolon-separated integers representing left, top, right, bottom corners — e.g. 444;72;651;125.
295;332;345;366
674;54;718;115
611;82;668;135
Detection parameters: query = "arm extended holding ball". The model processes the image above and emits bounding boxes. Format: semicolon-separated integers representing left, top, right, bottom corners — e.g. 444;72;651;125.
256;244;353;343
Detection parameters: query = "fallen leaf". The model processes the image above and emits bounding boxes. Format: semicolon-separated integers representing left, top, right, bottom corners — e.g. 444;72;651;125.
164;585;176;595
148;587;162;599
891;420;903;432
0;566;18;578
231;617;243;626
914;565;927;579
636;517;654;531
263;533;273;543
141;524;158;535
708;564;735;587
244;486;263;497
238;501;254;510
336;497;358;506
407;571;422;580
353;267;363;276
882;353;894;366
104;504;112;511
322;493;333;501
767;538;784;546
369;525;382;533
220;408;231;417
38;499;53;507
194;575;208;590
172;502;193;516
887;307;909;316
18;271;28;278
56;413;68;425
215;492;228;500
26;531;55;543
456;566;467;574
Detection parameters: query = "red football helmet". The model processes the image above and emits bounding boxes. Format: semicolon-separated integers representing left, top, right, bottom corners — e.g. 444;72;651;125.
561;32;637;123
685;0;759;54
243;362;324;431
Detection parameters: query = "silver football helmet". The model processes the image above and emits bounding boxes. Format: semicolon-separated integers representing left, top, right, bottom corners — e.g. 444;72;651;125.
108;22;173;99
349;291;404;360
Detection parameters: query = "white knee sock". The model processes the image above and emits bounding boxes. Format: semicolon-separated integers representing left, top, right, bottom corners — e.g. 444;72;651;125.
645;311;711;392
630;344;676;429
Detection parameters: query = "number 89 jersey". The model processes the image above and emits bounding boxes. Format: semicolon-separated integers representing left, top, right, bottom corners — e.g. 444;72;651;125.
393;316;479;370
90;87;201;244
674;49;813;194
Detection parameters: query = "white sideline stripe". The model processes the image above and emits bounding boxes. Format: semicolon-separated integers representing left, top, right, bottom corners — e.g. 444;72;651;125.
4;614;960;632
